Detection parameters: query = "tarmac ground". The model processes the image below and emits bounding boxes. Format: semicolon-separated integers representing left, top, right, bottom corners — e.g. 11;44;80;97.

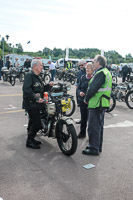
0;78;133;200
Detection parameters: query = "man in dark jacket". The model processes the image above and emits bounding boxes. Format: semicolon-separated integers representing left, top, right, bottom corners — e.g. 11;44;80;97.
75;59;86;106
22;59;53;149
122;65;129;82
0;56;3;80
83;55;112;156
24;58;31;69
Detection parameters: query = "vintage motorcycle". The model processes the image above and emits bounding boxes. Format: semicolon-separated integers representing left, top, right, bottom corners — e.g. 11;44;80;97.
38;88;78;156
50;82;76;117
26;83;78;156
63;69;76;85
106;82;133;112
1;67;16;86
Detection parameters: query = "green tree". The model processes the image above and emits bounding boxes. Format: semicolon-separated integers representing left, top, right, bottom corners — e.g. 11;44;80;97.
0;48;3;57
16;43;23;54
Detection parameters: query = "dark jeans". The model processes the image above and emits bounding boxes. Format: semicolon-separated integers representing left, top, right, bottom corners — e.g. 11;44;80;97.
79;101;88;135
27;110;42;142
0;66;2;79
88;107;105;151
50;69;56;82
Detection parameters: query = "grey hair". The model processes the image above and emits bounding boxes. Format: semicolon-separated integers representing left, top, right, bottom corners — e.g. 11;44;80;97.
94;55;107;68
78;59;86;66
31;59;40;69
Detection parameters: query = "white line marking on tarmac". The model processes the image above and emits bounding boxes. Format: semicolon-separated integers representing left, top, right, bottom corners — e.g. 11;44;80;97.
4;104;17;110
104;120;133;128
112;113;118;116
24;124;28;127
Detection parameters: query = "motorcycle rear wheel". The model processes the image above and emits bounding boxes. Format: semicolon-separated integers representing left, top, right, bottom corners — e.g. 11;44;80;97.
63;99;76;117
125;90;133;109
56;120;77;156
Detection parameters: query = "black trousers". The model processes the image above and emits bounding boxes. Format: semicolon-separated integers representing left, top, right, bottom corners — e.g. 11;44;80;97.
88;108;105;151
122;74;127;82
79;101;88;135
27;110;42;142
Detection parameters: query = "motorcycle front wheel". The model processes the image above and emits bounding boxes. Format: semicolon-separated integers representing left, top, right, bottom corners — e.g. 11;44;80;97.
125;90;133;109
43;74;50;84
70;77;76;85
112;76;117;83
105;92;116;112
19;73;25;82
56;120;78;156
10;76;16;86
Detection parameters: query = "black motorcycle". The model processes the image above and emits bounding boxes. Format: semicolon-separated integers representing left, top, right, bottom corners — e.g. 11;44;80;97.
38;89;78;156
50;82;76;117
1;67;16;86
107;82;133;111
63;69;76;85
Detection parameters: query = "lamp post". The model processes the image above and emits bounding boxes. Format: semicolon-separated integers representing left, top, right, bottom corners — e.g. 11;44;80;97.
0;35;9;66
12;43;18;66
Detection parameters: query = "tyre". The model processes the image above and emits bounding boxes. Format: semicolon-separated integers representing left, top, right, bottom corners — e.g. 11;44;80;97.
70;77;76;85
10;76;16;86
63;99;76;117
112;76;117;83
44;74;50;84
2;74;6;81
56;120;78;156
105;92;116;112
125;90;133;109
19;73;25;82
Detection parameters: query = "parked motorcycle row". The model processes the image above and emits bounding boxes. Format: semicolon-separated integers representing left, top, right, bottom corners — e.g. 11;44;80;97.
1;66;51;86
55;68;78;85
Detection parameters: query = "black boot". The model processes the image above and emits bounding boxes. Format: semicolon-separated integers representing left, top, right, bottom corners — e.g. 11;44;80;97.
26;140;41;149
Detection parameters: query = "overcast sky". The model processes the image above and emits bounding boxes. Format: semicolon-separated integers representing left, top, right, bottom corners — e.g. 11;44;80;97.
0;0;133;57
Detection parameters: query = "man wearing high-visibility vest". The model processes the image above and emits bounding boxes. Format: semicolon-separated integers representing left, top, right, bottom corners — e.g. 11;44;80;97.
66;60;73;70
82;55;112;156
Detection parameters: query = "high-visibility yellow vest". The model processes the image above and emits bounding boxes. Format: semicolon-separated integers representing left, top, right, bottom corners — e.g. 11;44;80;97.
88;68;112;108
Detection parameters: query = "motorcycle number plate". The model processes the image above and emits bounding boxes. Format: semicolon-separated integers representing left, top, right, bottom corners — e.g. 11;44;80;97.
61;98;71;112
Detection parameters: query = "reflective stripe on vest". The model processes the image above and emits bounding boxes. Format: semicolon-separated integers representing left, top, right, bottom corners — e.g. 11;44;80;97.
98;73;112;92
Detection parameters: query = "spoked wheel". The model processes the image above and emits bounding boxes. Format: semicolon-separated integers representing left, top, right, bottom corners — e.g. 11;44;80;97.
112;76;117;83
2;74;7;82
56;120;78;156
19;73;25;82
70;77;76;85
10;76;16;86
125;90;133;109
105;92;116;112
44;74;50;84
63;99;76;117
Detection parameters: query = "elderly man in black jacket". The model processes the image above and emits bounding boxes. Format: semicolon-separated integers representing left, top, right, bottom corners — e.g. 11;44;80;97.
22;59;53;149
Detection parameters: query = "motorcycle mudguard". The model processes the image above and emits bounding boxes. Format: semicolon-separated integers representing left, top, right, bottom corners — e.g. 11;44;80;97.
55;116;74;138
59;116;74;125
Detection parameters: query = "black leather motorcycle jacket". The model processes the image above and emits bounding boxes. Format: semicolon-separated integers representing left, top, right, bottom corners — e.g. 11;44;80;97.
22;71;51;110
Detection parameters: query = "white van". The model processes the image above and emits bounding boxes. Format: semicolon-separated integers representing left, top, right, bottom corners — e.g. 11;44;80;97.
57;58;92;69
57;58;80;69
6;54;33;67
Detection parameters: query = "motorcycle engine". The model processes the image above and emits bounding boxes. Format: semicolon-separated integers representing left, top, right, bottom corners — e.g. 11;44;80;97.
117;91;124;101
41;119;48;132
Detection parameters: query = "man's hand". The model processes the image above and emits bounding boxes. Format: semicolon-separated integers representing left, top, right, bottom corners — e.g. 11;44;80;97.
38;98;44;103
80;92;85;97
84;101;88;104
49;81;54;86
